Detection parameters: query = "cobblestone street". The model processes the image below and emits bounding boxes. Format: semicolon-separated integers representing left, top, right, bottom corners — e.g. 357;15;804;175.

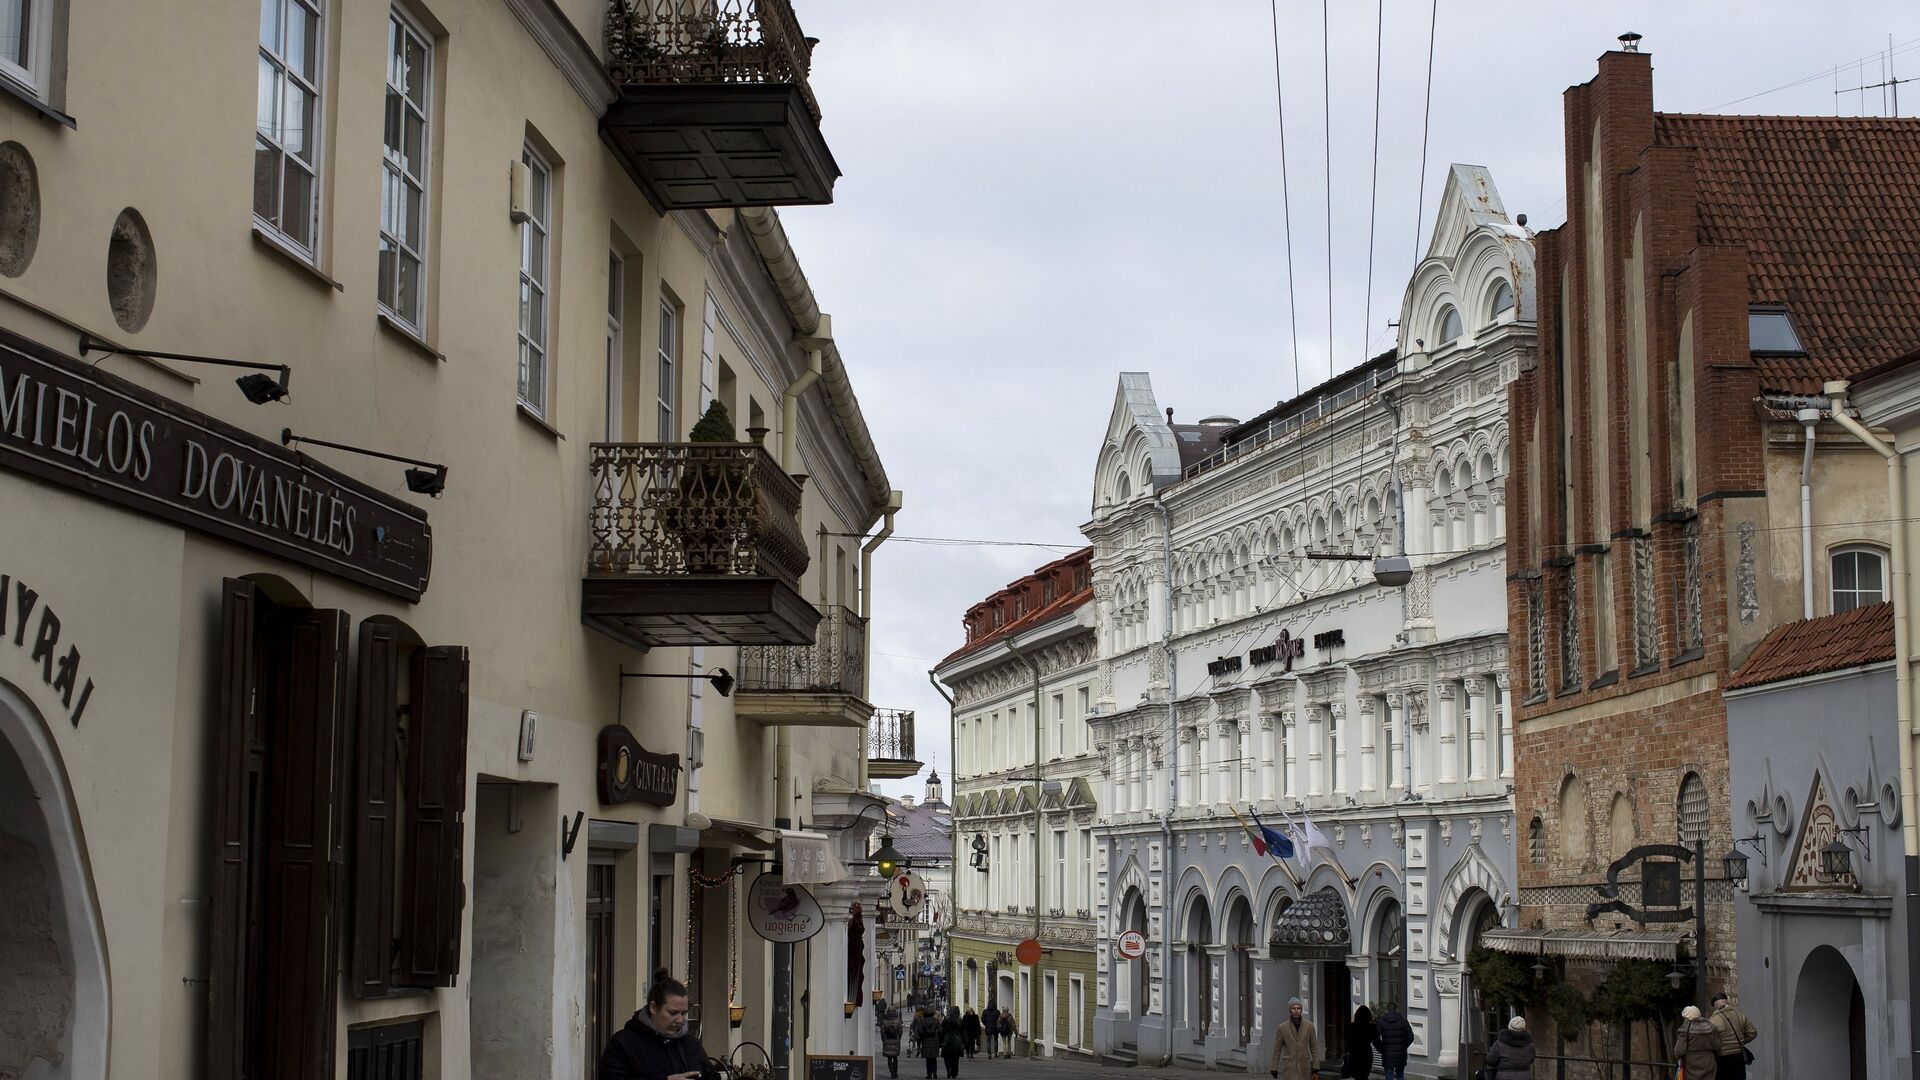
876;1052;1236;1080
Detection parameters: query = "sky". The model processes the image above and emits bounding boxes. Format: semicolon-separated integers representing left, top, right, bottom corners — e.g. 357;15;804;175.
770;2;1920;797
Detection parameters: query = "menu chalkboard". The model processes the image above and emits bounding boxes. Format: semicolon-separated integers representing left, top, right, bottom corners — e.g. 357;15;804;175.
805;1054;872;1080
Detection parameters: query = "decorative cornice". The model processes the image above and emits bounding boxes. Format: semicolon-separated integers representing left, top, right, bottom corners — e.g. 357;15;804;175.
501;0;619;111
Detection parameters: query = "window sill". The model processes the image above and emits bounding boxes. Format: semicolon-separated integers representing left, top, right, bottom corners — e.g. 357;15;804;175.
377;310;445;362
0;71;73;128
517;401;565;440
252;226;343;292
1589;670;1620;690
1668;646;1705;669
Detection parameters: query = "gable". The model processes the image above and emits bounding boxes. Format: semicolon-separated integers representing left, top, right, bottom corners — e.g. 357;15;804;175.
1782;773;1854;891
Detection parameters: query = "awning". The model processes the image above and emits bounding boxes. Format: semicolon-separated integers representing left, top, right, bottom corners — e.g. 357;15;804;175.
1481;927;1691;963
1269;888;1350;960
779;830;849;885
703;817;778;852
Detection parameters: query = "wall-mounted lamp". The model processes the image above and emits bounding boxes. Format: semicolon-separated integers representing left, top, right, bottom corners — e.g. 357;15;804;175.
969;833;989;873
619;666;735;698
280;428;447;496
81;333;290;403
850;802;903;878
1724;835;1768;890
1817;824;1871;881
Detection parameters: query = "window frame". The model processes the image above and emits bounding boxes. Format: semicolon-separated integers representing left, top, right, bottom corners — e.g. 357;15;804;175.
1436;304;1463;346
0;0;55;101
515;143;553;415
255;0;328;259
1486;279;1515;325
605;252;624;441
1830;544;1888;614
656;294;680;439
377;6;433;334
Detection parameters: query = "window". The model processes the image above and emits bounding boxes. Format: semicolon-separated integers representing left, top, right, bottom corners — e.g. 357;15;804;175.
256;0;326;254
1437;305;1463;345
1372;900;1404;1011
585;860;616;1079
1076;687;1090;753
347;1021;424;1080
1831;545;1887;613
515;145;551;413
1559;774;1589;862
1487;280;1515;322
656;295;679;439
378;9;431;331
1079;826;1092;910
0;0;54;98
1527;816;1545;864
1677;772;1709;848
1748;306;1806;354
604;254;624;440
1051;693;1064;757
1052;830;1066;909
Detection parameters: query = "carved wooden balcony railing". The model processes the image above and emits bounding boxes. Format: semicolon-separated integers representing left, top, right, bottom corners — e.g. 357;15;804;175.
581;442;817;647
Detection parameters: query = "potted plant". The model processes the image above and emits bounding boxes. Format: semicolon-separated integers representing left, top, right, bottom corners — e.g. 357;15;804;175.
670;400;749;573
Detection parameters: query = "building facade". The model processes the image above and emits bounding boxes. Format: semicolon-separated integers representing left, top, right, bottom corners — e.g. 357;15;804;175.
874;773;953;1010
1083;166;1531;1075
0;3;913;1079
1502;46;1920;1060
938;549;1103;1059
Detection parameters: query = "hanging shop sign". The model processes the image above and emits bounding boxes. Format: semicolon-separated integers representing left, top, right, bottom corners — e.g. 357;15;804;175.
596;725;681;806
0;329;432;601
749;872;825;942
1115;930;1147;960
887;872;928;920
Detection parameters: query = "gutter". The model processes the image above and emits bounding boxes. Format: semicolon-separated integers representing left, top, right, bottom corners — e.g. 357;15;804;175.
1150;496;1177;1068
1003;639;1045;1060
928;669;958;1001
1824;379;1920;1077
856;493;903;790
1798;408;1820;620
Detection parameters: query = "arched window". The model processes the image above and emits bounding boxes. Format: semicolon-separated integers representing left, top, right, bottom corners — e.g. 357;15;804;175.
1115;471;1132;501
1487;280;1515;322
1677;772;1709;847
1527;816;1546;864
1437;305;1463;345
1831;545;1888;613
1608;792;1635;860
1372;899;1405;1010
1559;774;1589;862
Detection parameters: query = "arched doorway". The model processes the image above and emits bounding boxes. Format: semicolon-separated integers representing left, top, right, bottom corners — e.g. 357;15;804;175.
1793;946;1867;1080
0;680;109;1080
1225;896;1255;1047
1372;898;1404;1010
1183;894;1213;1044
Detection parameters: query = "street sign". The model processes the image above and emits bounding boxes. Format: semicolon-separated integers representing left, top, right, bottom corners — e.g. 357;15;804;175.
1116;930;1147;960
888;872;928;920
1016;938;1043;966
748;873;826;943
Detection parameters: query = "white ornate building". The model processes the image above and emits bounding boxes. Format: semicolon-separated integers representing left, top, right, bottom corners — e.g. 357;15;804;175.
1086;168;1534;1075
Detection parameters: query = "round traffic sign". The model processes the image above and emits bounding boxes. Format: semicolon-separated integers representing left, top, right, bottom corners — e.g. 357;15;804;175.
1116;930;1147;960
1015;938;1043;966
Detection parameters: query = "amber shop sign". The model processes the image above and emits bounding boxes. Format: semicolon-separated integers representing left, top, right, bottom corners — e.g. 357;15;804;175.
0;329;431;601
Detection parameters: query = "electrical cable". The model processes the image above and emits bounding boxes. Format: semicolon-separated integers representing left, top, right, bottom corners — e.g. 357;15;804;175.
1410;0;1438;269
1268;0;1303;398
1362;0;1384;359
1321;0;1335;387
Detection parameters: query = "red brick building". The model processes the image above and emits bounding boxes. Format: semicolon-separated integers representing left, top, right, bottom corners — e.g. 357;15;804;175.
1502;46;1920;1029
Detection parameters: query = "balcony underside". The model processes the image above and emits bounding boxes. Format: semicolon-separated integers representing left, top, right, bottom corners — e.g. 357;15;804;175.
582;574;820;648
869;757;922;781
601;83;839;210
734;690;872;728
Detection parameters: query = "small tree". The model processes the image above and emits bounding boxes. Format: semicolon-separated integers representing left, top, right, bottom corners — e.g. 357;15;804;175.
1590;959;1686;1072
688;399;736;443
1466;947;1535;1012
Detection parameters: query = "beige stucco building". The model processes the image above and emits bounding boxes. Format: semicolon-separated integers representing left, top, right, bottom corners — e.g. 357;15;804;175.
0;2;913;1079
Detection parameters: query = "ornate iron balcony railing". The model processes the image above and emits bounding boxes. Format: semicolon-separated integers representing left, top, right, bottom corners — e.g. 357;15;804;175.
605;0;821;121
586;442;807;585
870;708;916;761
738;604;866;693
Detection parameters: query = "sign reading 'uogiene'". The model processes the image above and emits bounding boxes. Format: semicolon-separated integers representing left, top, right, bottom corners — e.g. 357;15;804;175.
0;328;432;601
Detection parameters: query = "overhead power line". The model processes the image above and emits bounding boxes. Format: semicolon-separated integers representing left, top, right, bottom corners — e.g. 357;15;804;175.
1268;0;1303;398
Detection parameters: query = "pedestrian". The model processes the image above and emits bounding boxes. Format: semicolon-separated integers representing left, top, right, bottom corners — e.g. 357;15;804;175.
1673;1005;1720;1080
1708;991;1758;1080
1268;998;1319;1080
940;1006;966;1078
998;1010;1016;1057
914;1009;941;1080
1374;1002;1413;1080
1343;1005;1376;1079
881;1010;903;1079
1482;1016;1536;1080
596;973;711;1080
962;1006;982;1058
981;1000;999;1058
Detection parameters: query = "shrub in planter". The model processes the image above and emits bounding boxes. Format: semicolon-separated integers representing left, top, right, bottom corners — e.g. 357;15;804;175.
672;400;749;573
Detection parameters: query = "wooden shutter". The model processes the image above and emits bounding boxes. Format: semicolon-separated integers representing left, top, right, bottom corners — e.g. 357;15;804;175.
398;644;469;985
206;579;260;1080
260;606;350;1080
350;620;404;996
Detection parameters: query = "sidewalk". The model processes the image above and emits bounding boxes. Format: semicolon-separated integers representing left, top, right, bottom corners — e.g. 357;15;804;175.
882;1051;1234;1080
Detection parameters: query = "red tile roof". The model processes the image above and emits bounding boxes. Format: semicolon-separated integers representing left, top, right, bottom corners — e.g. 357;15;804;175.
938;548;1093;668
1653;114;1920;394
1725;601;1894;690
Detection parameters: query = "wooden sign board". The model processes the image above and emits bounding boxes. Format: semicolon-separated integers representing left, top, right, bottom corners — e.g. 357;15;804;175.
805;1054;872;1080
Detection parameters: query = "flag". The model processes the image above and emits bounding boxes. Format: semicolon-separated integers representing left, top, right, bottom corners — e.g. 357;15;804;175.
1226;805;1269;856
1247;809;1295;860
1295;807;1338;865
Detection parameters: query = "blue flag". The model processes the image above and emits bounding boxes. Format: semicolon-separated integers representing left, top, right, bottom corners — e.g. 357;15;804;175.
1249;810;1295;860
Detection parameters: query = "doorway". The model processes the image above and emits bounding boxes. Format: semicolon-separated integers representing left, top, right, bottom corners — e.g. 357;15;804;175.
1793;945;1867;1080
470;780;558;1079
1319;960;1349;1060
1226;897;1255;1048
1185;897;1214;1043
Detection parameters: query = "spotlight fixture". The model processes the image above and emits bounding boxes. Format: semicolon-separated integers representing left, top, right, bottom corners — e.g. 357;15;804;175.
619;666;735;698
281;428;449;498
80;333;291;404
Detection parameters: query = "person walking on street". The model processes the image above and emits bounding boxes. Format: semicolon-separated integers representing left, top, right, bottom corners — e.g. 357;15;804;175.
881;1010;903;1079
1708;991;1758;1080
962;1007;982;1058
940;1006;966;1079
914;1008;941;1080
596;974;710;1080
1674;1005;1720;1080
1269;998;1319;1080
1482;1016;1536;1080
1342;1005;1377;1079
981;1001;1000;1058
998;1011;1017;1057
1374;1003;1413;1080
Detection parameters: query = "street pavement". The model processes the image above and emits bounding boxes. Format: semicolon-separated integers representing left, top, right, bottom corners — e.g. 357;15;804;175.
878;1051;1239;1080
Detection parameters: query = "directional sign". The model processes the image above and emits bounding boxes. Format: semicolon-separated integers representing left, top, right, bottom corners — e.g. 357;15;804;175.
888;872;928;920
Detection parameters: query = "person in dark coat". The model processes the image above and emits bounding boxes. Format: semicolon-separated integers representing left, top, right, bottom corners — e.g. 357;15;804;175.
962;1007;983;1057
998;1011;1017;1057
981;1001;1000;1058
913;1009;941;1079
940;1006;966;1078
597;974;710;1080
1342;1005;1377;1079
1482;1016;1537;1080
1374;1004;1414;1080
880;1011;904;1079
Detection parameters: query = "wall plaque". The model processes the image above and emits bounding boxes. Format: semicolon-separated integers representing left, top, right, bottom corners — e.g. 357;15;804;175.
596;724;681;807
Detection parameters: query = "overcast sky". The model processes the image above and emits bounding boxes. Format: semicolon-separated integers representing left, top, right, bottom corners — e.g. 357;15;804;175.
773;2;1920;797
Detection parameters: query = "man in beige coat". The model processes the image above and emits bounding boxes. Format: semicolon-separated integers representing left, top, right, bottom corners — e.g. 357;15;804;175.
1269;998;1319;1080
1708;991;1758;1080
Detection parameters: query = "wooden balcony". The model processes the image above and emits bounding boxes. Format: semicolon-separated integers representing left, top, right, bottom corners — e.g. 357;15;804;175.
582;442;817;648
868;708;920;780
734;605;870;727
602;0;840;210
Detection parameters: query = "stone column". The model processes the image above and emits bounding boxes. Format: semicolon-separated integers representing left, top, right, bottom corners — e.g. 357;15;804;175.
1448;499;1469;555
1195;724;1211;806
1436;683;1459;786
1177;727;1196;808
1306;707;1325;798
1469;491;1490;547
1495;673;1513;779
1403;451;1431;558
1491;486;1507;539
1385;693;1407;794
1466;676;1490;781
1281;711;1299;800
1357;696;1379;795
1258;717;1277;799
1404;691;1426;793
1328;701;1348;797
1217;721;1239;804
1238;720;1255;805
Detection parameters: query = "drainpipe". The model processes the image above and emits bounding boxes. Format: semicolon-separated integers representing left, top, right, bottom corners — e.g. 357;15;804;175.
785;317;831;471
929;670;958;1004
856;492;903;791
1825;380;1920;1077
1150;496;1178;1068
1381;392;1417;796
1004;639;1045;1059
1798;408;1821;619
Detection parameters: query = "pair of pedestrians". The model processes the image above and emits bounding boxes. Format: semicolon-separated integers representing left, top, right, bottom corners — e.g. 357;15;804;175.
1674;992;1760;1080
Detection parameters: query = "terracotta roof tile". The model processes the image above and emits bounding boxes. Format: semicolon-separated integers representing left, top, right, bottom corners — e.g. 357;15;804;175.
1725;602;1894;690
937;548;1094;668
1653;114;1920;393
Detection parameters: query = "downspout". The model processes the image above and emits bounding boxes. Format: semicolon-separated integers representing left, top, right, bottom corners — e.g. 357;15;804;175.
1825;380;1920;1078
1798;408;1821;619
1381;391;1416;795
929;670;958;1004
1150;496;1177;1068
856;492;902;791
785;318;830;471
1004;639;1044;1059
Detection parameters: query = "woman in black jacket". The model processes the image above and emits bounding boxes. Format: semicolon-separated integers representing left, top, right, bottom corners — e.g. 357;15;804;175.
1483;1016;1537;1080
597;975;710;1080
1342;1005;1377;1079
1373;1005;1414;1080
940;1006;966;1078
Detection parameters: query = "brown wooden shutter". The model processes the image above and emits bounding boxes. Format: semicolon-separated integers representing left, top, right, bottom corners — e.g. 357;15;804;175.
398;644;469;986
206;579;259;1080
260;606;350;1080
350;620;403;996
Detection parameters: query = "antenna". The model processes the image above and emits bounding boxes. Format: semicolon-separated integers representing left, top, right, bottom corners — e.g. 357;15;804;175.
1835;39;1907;116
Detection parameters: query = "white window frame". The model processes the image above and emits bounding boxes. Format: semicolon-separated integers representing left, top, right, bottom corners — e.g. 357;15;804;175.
1050;693;1064;758
256;0;327;257
605;252;624;440
656;295;679;439
1051;829;1065;910
515;143;552;414
1830;544;1889;614
0;0;55;99
377;6;432;333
